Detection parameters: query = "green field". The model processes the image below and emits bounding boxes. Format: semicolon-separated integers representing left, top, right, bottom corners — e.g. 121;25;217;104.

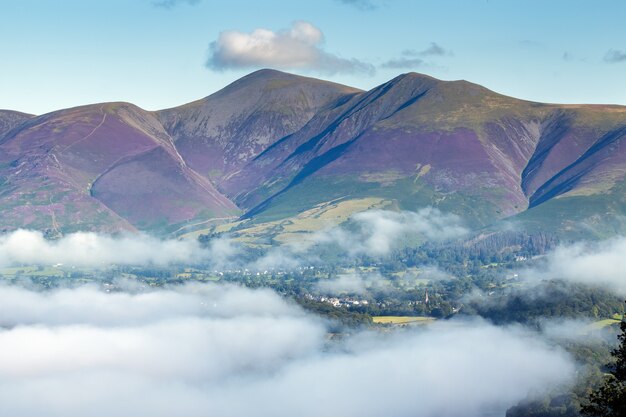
589;319;620;330
373;316;435;325
0;266;65;277
586;314;623;330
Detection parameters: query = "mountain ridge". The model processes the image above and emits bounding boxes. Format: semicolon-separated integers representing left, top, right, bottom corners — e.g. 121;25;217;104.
2;69;626;239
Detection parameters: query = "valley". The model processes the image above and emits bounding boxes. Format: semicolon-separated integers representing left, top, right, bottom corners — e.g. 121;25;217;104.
4;2;626;416
1;58;626;417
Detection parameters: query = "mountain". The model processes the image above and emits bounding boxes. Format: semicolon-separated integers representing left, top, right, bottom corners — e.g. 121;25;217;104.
157;69;361;186
0;110;33;137
2;69;626;239
0;103;238;234
218;72;626;237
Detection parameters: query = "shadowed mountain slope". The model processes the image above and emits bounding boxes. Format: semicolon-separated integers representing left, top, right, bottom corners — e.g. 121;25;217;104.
157;69;361;185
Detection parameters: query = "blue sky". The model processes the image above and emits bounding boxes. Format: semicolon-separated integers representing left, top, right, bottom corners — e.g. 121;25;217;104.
1;0;625;114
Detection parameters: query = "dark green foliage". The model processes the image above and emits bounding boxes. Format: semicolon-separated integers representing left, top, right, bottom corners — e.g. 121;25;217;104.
464;281;624;325
507;396;580;417
400;231;559;269
506;328;618;417
295;297;372;331
581;319;626;416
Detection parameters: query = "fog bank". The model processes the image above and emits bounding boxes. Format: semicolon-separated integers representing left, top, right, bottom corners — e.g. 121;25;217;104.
0;283;575;417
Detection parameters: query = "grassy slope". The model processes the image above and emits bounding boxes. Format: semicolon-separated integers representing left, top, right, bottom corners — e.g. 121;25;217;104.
237;78;626;241
250;174;502;229
181;197;389;245
511;179;626;239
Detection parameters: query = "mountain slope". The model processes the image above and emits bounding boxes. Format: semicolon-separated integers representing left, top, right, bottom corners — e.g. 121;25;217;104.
0;110;33;138
0;103;238;234
157;69;361;186
220;73;626;234
229;72;539;220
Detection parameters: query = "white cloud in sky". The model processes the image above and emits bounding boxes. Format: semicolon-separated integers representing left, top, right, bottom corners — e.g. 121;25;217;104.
207;21;375;75
335;0;378;11
381;43;452;69
153;0;201;8
604;49;626;63
416;42;451;57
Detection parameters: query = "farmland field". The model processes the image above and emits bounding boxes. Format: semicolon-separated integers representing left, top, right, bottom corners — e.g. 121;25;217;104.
373;316;435;325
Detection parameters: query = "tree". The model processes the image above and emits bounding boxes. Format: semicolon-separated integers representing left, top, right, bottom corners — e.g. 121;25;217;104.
581;318;626;416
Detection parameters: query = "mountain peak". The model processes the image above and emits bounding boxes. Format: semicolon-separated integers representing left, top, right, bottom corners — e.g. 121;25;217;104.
225;68;363;95
397;72;442;82
388;72;502;99
233;68;302;86
244;68;295;78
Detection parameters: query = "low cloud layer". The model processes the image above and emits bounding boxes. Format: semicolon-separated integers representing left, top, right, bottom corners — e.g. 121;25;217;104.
207;21;374;75
0;229;237;268
315;272;385;295
542;238;626;294
0;208;464;270
464;236;626;320
538;318;616;344
313;208;468;256
253;208;467;270
0;283;574;417
312;267;450;296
